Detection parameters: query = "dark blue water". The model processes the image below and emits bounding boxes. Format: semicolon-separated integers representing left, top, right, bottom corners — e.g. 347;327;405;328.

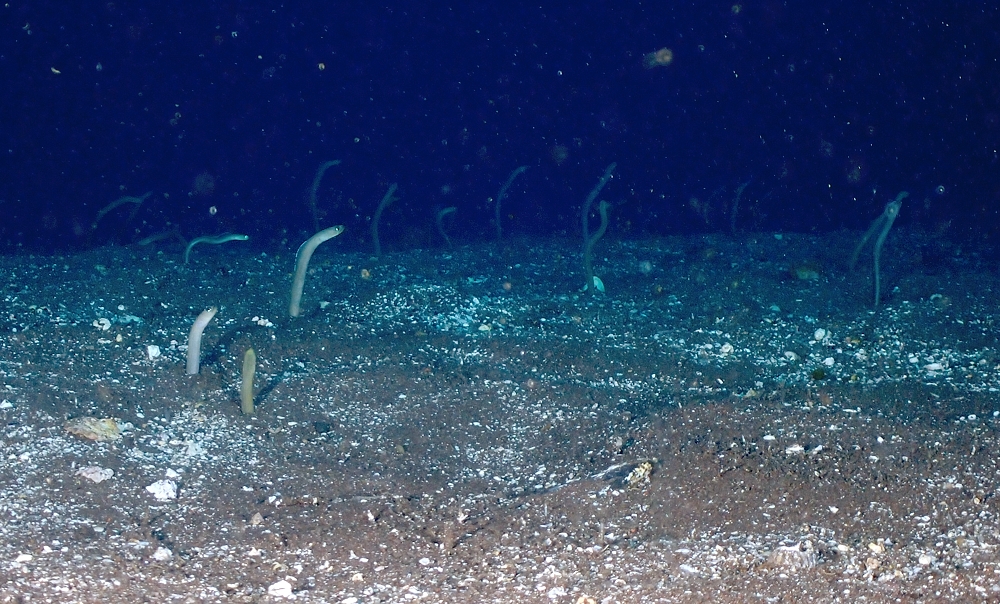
2;2;997;252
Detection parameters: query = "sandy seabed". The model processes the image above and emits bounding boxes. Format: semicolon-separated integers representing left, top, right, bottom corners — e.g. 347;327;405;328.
1;230;999;603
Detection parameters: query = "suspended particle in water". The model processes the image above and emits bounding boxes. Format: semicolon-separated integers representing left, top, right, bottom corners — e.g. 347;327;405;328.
643;47;674;69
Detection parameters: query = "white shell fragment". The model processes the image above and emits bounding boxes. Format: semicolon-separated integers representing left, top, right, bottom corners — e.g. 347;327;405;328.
267;579;294;598
765;544;817;571
146;344;161;359
76;466;114;483
146;479;177;501
152;546;172;561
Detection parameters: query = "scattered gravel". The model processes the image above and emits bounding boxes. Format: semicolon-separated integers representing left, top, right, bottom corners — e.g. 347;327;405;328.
1;229;999;602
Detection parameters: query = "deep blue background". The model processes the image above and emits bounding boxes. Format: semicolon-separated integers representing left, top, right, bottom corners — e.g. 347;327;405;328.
2;2;999;252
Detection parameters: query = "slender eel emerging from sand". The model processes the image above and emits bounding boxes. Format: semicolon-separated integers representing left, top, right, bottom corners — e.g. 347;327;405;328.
241;348;256;415
92;191;153;229
850;191;907;307
289;225;345;317
186;307;218;375
184;233;249;264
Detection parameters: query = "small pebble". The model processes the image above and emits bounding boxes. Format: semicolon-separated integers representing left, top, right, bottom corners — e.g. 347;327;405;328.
267;580;294;598
76;466;114;483
145;479;177;501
